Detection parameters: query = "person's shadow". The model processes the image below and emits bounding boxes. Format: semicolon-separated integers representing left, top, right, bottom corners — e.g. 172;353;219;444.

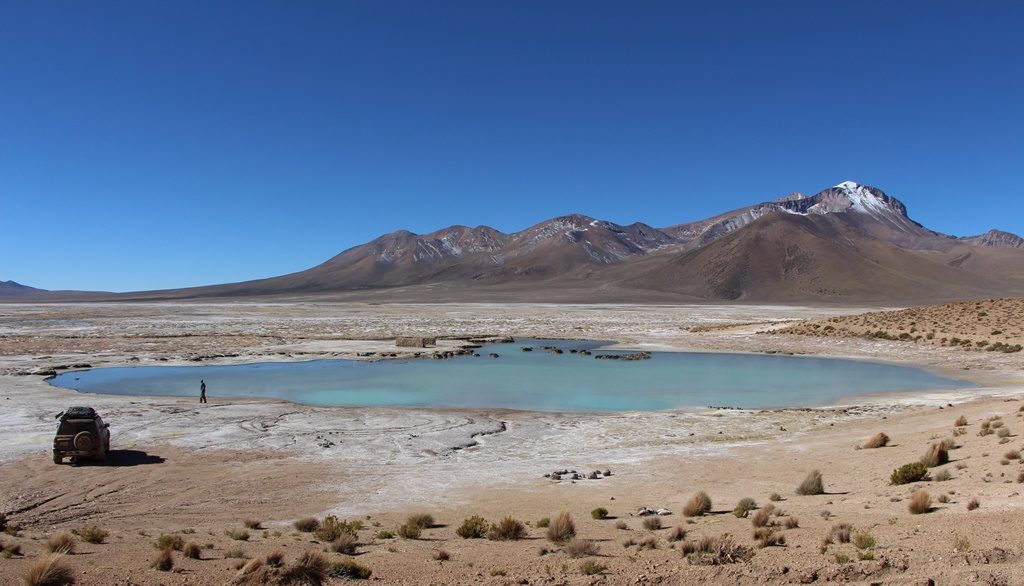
102;449;165;466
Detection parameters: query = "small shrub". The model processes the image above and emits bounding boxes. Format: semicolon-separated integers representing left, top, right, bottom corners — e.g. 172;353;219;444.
908;490;932;514
682;491;712;516
955;415;968;426
796;470;824;495
967;498;980;511
784;517;799;529
853;532;875;549
433;549;449;561
47;533;76;555
456;516;488;539
407;513;434;529
294;517;319;532
768;493;782;502
921;443;949;467
829;523;852;544
614;520;628;530
642;516;662;531
243;519;261;530
266;551;284;567
546;512;575;543
590;507;609;520
487;517;527;541
24;553;76;586
225;529;250;541
579;560;606;575
891;462;929;485
330;533;358;554
666;526;687;542
857;550;875;561
755;528;784;548
375;530;394;539
732;497;757;518
326;559;371;579
564;538;600;558
280;550;328;584
536;517;550;528
750;505;775;528
1005;449;1021;460
937;494;949;503
314;516;357;542
76;526;108;545
834;552;850;564
638;536;658;550
933;468;952;481
862;432;889;449
681;535;753;565
397;522;421;540
224;548;246;559
152;548;174;571
183;542;202;559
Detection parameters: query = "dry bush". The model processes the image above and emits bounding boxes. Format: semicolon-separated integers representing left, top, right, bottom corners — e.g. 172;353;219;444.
933;468;952;481
683;491;713;516
224;548;246;559
732;497;757;518
24;553;76;586
536;517;550;528
614;520;628;530
46;533;76;555
456;516;488;539
666;526;687;542
937;494;949;503
314;516;355;542
796;470;824;495
681;535;754;565
909;490;932;514
433;549;450;561
862;432;889;449
225;529;250;542
768;493;782;502
294;517;319;532
154;534;184;551
406;514;434;529
998;427;1011;438
1005;449;1021;460
279;550;328;585
829;523;852;544
330;533;358;554
243;519;262;530
642;516;662;531
564;538;600;558
637;536;658;550
967;498;980;511
234;557;264;583
183;542;202;560
590;507;609;520
754;528;785;548
750;505;775;528
266;551;284;568
76;526;107;545
853;533;875;549
546;512;575;543
579;560;606;576
941;437;958;450
784;517;799;529
920;443;949;467
397;522;421;540
487;517;527;541
891;462;929;485
152;548;174;572
326;559;371;580
955;415;968;427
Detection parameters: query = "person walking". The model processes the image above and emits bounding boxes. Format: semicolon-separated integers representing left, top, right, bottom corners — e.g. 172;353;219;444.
200;379;207;404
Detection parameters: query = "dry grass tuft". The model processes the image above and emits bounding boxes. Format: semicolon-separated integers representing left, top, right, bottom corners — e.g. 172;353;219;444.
243;519;261;530
590;507;609;520
967;498;980;511
266;551;284;568
75;526;107;545
325;559;371;580
955;415;968;427
750;505;775;528
277;551;328;585
433;549;450;561
407;514;434;529
829;523;852;544
546;512;575;543
933;468;952;481
456;516;488;539
666;526;687;542
225;529;250;542
862;432;889;449
908;490;932;514
732;497;757;518
563;538;600;558
46;533;76;555
154;534;184;551
796;470;824;495
579;560;606;576
152;548;174;572
183;542;202;560
784;517;799;529
24;553;76;586
294;517;319;533
397;522;421;540
642;516;662;531
313;516;357;542
680;535;753;565
487;517;527;541
754;528;785;548
330;533;358;554
891;461;929;485
682;491;713;516
921;443;949;467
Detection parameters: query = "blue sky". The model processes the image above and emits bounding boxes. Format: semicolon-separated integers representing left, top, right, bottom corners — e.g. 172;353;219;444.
2;1;1022;292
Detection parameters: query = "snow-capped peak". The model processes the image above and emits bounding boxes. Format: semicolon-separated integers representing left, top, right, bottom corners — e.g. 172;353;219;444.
828;181;894;215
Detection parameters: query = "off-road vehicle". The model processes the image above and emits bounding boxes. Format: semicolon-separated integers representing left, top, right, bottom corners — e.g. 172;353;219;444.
52;406;110;464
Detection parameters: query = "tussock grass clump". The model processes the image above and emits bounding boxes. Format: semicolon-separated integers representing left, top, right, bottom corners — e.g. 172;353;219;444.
891;462;929;485
330;533;358;554
1;537;23;558
374;530;394;539
590;507;609;520
243;519;261;530
829;523;852;544
24;553;75;586
47;533;76;555
224;548;246;559
397;522;421;540
152;548;174;572
933;468;952;481
680;535;753;565
563;538;599;558
225;529;250;542
183;542;202;560
666;526;687;542
967;498;980;511
796;470;825;495
937;494;950;503
266;551;284;568
732;497;757;518
327;559;372;579
536;517;550;528
74;526;108;545
921;443;949;467
853;532;875;549
955;415;968;427
682;491;712;516
406;513;434;529
487;517;527;541
579;560;606;576
154;534;184;551
979;421;993;436
909;490;932;514
862;432;889;449
997;427;1011;438
294;517;319;533
642;516;662;531
546;512;575;543
754;528;784;548
750;505;775;528
784;517;799;529
313;516;358;542
279;551;328;585
234;557;264;582
637;536;658;550
1005;449;1021;460
614;520;628;530
456;516;488;539
768;493;783;502
433;549;449;561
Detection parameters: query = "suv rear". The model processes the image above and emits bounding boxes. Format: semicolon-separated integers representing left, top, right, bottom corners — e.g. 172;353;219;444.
53;406;110;464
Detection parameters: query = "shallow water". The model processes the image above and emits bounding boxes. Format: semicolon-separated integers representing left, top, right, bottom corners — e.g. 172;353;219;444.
48;339;970;411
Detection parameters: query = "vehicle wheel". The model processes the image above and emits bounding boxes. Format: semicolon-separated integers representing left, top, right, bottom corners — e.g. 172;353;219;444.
73;431;95;452
53;451;62;465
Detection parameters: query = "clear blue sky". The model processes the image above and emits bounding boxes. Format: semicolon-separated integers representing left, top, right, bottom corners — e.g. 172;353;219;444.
2;2;1022;292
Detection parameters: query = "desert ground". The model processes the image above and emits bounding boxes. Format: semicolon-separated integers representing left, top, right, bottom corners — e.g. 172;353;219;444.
1;301;1023;585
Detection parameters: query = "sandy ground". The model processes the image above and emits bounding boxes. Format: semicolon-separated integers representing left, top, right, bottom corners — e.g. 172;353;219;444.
1;302;1023;585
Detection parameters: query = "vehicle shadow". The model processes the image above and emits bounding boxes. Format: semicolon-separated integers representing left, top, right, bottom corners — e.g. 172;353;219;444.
102;449;166;467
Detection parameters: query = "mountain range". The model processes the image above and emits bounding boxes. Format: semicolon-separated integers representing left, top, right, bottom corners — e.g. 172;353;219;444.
7;181;1024;304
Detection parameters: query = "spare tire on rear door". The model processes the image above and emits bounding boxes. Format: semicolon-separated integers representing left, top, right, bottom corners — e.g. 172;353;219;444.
73;431;95;452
